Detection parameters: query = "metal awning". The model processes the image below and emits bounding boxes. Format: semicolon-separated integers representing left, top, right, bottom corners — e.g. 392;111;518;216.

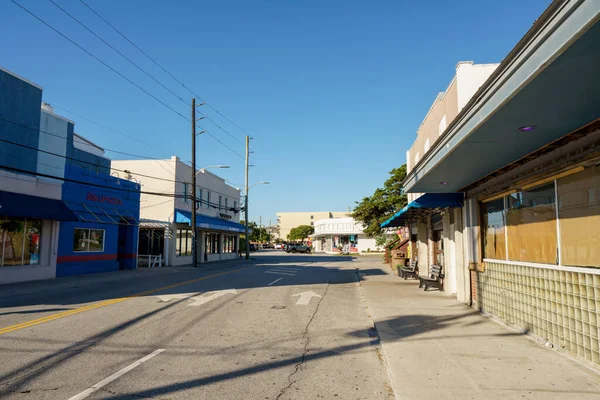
139;219;171;229
404;1;600;193
66;202;139;225
0;190;78;221
175;209;247;233
380;193;464;228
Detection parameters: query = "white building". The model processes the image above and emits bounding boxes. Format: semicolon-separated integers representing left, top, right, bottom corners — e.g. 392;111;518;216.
111;157;244;266
311;217;393;254
276;211;349;240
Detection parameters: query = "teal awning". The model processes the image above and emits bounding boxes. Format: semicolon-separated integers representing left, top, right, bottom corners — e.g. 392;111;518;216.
380;193;464;228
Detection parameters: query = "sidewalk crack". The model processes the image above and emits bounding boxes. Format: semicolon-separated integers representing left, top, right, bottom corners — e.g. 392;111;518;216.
276;281;331;400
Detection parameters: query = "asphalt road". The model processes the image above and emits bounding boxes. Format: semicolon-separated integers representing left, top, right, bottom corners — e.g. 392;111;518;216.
0;252;394;400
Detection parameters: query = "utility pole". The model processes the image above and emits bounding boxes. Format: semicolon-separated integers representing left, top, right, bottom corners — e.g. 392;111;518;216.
244;135;250;260
191;98;197;268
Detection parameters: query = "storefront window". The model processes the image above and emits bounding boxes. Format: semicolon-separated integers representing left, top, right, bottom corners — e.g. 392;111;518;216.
0;218;43;267
482;198;506;260
557;165;600;267
507;183;557;264
73;228;105;252
176;228;192;256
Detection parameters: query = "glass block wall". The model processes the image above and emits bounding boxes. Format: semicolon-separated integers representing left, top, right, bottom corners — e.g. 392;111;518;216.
479;261;600;365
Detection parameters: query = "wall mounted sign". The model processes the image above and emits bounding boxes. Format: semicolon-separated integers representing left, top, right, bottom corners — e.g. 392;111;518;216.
219;213;232;220
87;192;123;206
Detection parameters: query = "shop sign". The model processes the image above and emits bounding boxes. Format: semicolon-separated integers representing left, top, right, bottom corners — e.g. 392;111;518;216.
87;192;123;206
219;213;232;220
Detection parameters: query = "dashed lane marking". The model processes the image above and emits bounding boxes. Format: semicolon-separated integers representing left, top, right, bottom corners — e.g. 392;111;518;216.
67;349;164;400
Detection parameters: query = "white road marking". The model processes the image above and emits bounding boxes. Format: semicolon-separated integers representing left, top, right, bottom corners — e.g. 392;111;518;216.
188;289;238;306
268;277;283;286
292;291;322;305
156;293;198;302
264;271;296;276
268;268;299;273
67;349;164;400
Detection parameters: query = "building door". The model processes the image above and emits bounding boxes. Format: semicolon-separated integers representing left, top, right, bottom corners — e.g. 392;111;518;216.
117;224;137;270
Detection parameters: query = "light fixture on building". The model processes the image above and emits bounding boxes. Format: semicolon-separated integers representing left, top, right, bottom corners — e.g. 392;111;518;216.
440;181;448;185
518;125;537;132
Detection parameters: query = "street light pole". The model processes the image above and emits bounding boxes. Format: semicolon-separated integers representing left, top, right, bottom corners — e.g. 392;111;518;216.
244;135;250;260
191;99;206;268
192;98;197;268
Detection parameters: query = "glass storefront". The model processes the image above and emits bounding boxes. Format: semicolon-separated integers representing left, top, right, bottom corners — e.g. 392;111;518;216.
0;217;42;267
481;165;599;267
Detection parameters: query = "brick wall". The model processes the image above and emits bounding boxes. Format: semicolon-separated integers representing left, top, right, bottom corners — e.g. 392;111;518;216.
470;270;477;304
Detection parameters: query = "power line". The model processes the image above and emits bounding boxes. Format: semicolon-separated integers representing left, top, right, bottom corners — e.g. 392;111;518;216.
79;0;252;145
49;0;248;155
0;115;159;160
0;163;185;199
0;132;241;209
0;116;241;202
48;0;190;110
10;0;189;122
50;103;161;151
13;0;246;160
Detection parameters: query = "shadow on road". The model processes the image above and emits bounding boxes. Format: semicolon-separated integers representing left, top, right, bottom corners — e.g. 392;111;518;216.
0;254;384;310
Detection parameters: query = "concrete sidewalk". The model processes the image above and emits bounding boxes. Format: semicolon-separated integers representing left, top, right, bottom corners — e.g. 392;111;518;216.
354;256;600;400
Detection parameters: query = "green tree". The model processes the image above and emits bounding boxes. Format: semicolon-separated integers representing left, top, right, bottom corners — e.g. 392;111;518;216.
288;225;314;241
351;165;408;237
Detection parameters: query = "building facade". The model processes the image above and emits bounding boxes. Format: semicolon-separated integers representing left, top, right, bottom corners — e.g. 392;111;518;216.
276;211;349;241
111;157;244;266
386;0;600;367
311;217;393;253
0;67;141;283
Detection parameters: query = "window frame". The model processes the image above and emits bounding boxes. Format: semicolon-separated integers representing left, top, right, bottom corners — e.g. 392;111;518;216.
1;217;43;267
73;228;106;253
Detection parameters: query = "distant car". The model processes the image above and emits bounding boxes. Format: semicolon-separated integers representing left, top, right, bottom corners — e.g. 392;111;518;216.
249;244;258;251
286;244;311;254
275;243;284;250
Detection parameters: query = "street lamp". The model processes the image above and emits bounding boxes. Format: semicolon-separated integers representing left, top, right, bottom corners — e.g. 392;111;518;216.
245;181;270;260
196;165;230;174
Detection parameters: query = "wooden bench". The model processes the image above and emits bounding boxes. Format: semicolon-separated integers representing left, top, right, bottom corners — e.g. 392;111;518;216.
418;265;444;291
399;260;418;280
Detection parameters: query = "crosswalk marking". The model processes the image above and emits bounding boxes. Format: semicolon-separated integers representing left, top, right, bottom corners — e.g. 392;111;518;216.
264;271;296;276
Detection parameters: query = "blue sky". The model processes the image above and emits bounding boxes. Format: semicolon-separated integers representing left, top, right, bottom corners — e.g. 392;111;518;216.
2;0;550;225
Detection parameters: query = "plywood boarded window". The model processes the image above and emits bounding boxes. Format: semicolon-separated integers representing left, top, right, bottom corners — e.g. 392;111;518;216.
506;183;557;264
482;198;505;260
557;165;600;267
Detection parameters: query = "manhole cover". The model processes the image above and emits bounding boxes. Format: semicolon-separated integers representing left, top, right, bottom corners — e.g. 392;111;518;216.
271;305;286;310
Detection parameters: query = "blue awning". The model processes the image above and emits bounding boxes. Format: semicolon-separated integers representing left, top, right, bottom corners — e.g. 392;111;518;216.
175;209;247;233
380;193;464;228
0;190;78;221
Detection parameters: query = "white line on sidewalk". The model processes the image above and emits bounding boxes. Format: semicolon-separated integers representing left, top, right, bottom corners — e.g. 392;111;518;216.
264;271;296;276
268;277;283;286
67;349;165;400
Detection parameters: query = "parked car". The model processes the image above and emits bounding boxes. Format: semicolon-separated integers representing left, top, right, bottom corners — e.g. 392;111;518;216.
285;244;311;254
249;243;258;251
275;243;284;250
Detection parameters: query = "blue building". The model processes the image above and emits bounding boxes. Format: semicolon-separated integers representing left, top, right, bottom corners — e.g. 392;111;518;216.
0;66;141;283
57;156;140;277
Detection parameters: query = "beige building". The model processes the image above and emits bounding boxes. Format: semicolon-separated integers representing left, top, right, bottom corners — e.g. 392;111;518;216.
406;61;499;203
276;211;349;240
112;156;244;266
386;0;600;368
